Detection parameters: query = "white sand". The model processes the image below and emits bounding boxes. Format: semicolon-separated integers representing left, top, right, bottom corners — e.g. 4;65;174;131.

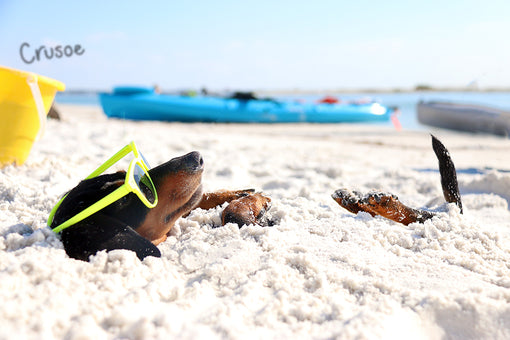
2;104;510;339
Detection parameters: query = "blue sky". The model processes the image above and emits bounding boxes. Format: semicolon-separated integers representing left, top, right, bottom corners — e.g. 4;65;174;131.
1;0;509;91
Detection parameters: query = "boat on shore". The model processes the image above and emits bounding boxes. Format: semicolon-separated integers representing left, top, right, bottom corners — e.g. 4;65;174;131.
99;87;394;124
417;101;510;136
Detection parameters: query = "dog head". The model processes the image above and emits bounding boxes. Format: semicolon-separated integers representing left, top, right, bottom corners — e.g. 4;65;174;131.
51;151;204;244
136;151;204;243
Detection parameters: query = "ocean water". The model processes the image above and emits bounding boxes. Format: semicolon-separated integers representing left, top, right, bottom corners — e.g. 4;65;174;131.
279;91;510;131
55;93;100;106
55;91;510;131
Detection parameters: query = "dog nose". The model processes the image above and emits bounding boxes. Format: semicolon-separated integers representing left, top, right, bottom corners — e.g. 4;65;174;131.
181;151;204;172
149;151;204;181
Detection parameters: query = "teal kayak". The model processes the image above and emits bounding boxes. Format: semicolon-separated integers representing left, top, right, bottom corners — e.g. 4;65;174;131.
99;87;393;123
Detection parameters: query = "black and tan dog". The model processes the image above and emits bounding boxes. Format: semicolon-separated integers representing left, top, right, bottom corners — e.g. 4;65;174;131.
51;135;460;261
50;151;271;261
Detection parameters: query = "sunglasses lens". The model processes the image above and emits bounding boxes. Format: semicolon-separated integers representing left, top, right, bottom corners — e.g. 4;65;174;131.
140;152;151;169
133;163;156;204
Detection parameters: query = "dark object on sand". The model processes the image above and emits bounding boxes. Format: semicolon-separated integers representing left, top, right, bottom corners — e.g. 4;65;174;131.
47;104;60;120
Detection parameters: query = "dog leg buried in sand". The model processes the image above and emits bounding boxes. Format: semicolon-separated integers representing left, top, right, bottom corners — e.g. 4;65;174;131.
332;135;463;225
48;142;271;261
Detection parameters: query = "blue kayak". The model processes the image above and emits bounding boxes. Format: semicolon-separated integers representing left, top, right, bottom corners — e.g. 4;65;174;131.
99;87;393;123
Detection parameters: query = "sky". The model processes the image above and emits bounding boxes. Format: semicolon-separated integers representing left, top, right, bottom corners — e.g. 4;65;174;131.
1;0;509;91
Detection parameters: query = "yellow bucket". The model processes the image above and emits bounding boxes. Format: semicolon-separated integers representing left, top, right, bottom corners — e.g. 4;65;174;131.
0;66;65;167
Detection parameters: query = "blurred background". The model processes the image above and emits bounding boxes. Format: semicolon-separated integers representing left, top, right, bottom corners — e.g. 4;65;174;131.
1;0;509;130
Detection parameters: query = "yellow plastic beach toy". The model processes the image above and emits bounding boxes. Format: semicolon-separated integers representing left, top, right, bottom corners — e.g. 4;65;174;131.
0;66;65;167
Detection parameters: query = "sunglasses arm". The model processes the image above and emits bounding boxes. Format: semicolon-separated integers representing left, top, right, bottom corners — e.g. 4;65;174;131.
85;143;136;180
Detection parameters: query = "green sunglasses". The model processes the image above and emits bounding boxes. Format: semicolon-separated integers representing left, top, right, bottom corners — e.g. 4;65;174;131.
48;141;158;233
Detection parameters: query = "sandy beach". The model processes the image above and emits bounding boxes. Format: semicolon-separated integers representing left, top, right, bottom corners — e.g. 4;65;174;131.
2;104;510;339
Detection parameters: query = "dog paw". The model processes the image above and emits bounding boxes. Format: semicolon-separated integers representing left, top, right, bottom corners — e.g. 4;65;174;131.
331;189;368;215
332;189;434;225
221;193;271;227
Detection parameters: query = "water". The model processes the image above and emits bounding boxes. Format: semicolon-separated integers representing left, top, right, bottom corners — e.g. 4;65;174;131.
55;92;100;106
55;91;510;131
278;92;510;130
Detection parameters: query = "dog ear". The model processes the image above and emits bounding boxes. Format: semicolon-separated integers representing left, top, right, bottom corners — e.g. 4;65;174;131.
61;212;161;261
51;172;127;228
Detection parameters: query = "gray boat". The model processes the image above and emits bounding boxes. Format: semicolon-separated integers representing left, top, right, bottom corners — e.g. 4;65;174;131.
417;101;510;136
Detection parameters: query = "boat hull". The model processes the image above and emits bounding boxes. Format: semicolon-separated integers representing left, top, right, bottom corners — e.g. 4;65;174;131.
99;88;392;124
417;101;510;136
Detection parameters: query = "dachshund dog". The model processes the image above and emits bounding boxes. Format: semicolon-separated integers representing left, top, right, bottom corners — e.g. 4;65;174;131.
50;151;270;261
51;135;459;261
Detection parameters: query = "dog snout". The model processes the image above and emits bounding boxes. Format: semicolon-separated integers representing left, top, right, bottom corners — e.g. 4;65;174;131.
149;151;205;180
181;151;204;172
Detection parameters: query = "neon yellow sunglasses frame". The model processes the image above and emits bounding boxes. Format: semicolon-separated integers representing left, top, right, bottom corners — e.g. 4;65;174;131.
48;141;158;233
